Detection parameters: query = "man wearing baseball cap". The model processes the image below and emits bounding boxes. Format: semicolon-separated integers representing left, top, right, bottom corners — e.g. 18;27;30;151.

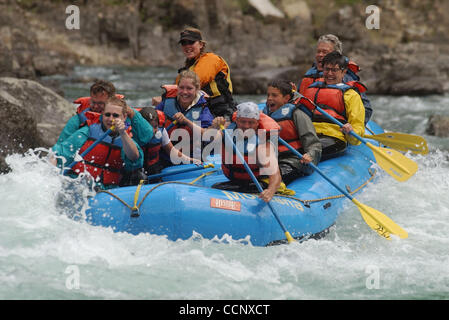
211;102;281;202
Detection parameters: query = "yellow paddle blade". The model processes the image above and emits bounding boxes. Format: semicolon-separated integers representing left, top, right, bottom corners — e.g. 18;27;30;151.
363;132;429;155
352;199;408;240
368;142;418;182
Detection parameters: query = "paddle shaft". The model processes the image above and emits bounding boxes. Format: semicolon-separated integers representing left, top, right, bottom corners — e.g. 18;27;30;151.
303;96;418;182
278;138;354;201
146;163;213;180
221;128;294;242
166;120;177;132
312;104;368;144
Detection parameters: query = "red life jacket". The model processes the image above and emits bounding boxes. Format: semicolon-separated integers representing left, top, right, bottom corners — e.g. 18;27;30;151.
302;81;366;124
73;97;92;114
84;111;101;126
141;110;166;171
153;109;166;127
142;129;163;170
347;60;360;74
221;112;280;182
299;76;323;96
70;123;125;186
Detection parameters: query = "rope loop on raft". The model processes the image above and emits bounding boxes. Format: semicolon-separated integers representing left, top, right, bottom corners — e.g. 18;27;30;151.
96;168;376;216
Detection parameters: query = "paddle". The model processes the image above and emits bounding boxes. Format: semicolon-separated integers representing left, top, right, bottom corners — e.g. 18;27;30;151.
278;138;408;240
221;125;296;244
362;132;429;155
298;96;418;182
63;126;115;175
146;163;214;181
166;120;177;132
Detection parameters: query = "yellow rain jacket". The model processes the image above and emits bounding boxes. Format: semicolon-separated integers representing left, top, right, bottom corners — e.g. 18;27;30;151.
313;89;365;145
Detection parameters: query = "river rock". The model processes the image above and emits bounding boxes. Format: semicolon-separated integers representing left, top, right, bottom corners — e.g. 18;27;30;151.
232;66;304;95
248;0;284;18
2;0;449;95
280;0;311;23
0;1;75;78
0;77;74;173
371;42;446;95
426;115;449;138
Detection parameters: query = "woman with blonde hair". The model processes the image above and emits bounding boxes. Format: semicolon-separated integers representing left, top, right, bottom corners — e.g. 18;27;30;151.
155;69;214;163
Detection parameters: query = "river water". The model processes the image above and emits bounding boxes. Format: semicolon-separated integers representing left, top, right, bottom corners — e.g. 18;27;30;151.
1;66;448;300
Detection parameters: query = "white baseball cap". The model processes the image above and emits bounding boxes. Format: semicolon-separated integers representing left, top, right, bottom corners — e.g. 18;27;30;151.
236;102;260;120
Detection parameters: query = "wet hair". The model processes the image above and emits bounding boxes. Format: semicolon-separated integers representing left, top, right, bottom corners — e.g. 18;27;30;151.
105;96;128;116
317;34;343;54
267;79;294;99
322;51;348;70
90;79;116;97
139;107;159;126
178;69;201;89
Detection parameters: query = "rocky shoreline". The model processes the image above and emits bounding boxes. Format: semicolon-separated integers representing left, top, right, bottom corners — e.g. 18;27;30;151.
2;0;449;95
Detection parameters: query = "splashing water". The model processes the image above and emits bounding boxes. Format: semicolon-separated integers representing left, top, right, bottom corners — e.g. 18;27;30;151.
1;67;449;299
1;138;448;299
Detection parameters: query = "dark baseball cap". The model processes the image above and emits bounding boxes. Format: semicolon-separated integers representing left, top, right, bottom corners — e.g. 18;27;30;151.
139;107;159;124
178;29;202;43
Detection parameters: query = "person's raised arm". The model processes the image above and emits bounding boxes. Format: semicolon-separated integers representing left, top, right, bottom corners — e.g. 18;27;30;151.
115;118;139;161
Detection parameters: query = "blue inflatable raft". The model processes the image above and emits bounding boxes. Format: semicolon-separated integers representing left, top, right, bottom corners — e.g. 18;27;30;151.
84;120;385;246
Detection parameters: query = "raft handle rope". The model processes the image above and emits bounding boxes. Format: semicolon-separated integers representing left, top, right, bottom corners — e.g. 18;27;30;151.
96;168;376;216
130;179;145;218
282;167;376;205
189;170;218;184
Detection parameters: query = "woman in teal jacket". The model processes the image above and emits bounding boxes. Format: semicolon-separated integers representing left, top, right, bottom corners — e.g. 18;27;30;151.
51;97;148;190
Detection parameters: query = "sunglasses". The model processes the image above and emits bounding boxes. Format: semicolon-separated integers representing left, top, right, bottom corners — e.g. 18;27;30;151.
180;40;196;46
104;112;121;118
